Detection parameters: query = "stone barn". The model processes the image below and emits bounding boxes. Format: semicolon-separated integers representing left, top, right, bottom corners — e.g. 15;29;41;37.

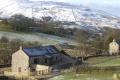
12;45;63;76
109;39;119;55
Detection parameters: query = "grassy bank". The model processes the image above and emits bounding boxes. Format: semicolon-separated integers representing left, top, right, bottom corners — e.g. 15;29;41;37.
85;56;120;67
0;31;72;45
49;70;115;80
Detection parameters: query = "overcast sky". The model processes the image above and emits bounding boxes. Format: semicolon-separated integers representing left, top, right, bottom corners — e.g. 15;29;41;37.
30;0;120;17
30;0;120;6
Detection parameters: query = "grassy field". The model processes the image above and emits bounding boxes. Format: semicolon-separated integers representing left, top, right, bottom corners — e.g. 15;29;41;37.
0;31;76;45
86;56;120;67
49;56;120;80
0;23;76;45
49;71;114;80
0;23;13;32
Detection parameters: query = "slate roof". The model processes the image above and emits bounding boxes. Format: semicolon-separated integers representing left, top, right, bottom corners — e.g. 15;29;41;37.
23;45;59;57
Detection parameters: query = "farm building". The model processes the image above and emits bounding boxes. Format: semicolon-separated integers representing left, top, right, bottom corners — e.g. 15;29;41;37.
12;45;70;76
109;39;119;55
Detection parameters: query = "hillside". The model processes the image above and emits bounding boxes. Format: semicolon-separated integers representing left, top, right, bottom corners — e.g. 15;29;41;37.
0;31;75;45
0;0;120;32
86;56;120;67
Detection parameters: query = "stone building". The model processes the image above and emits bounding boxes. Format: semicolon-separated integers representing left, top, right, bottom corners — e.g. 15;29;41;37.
12;45;63;76
109;39;119;55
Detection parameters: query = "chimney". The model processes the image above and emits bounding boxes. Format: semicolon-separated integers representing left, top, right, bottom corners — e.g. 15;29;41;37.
20;46;22;50
113;39;116;42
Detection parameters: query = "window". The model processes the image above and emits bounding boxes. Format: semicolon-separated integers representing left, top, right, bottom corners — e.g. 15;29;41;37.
31;69;35;72
56;56;58;60
34;58;39;64
18;67;21;72
45;58;48;63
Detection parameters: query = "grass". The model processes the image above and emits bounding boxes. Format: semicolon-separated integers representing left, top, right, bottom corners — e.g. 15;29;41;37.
94;57;120;67
0;29;74;45
86;56;120;67
0;23;13;32
0;22;76;45
49;71;114;80
0;22;75;43
0;23;33;34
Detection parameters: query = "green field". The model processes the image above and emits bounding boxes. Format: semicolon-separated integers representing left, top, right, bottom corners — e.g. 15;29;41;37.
0;23;76;45
0;31;76;45
49;71;115;80
49;56;120;80
86;56;120;67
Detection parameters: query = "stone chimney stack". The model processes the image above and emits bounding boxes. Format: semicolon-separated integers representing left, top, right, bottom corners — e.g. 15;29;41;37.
19;46;22;50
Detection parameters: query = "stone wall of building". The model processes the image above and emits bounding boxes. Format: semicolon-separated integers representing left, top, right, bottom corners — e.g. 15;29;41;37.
29;53;62;67
12;49;30;76
109;39;119;55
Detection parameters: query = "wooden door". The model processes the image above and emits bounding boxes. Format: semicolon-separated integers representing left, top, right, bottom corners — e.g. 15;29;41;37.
18;67;21;72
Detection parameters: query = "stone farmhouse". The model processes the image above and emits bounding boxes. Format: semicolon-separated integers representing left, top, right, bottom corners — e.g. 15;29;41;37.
109;39;120;55
12;45;73;76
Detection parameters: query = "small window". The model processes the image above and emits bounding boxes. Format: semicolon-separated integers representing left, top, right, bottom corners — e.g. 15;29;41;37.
18;67;21;72
45;58;47;63
34;58;39;64
55;56;58;61
31;69;35;72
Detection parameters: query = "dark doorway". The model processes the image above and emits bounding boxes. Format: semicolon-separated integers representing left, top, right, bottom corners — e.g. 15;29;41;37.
34;58;39;64
18;67;21;72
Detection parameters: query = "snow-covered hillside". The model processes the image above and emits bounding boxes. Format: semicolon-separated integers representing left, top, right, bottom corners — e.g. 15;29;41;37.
0;0;120;32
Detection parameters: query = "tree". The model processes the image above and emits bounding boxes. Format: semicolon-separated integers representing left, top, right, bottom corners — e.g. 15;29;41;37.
0;36;9;43
103;27;120;50
41;16;52;22
1;18;8;24
74;29;91;61
9;14;36;32
75;29;89;44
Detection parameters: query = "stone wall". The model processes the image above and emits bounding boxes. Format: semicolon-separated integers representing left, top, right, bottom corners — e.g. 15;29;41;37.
12;49;30;76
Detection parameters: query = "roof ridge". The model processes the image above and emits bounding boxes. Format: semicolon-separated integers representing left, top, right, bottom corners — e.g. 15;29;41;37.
23;45;54;49
22;45;58;57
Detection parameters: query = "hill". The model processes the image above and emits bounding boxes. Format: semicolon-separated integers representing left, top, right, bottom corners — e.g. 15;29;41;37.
0;31;75;45
0;0;120;32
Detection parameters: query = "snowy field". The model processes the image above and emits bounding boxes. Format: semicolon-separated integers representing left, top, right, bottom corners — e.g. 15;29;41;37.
0;31;76;45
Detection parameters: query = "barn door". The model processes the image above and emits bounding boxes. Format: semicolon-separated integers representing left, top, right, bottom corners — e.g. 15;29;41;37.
18;67;21;72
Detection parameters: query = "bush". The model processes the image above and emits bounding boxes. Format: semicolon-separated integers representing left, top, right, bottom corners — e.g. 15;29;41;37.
0;36;9;43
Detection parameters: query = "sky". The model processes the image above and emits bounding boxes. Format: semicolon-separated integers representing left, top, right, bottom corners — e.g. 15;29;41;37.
30;0;120;6
30;0;120;17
